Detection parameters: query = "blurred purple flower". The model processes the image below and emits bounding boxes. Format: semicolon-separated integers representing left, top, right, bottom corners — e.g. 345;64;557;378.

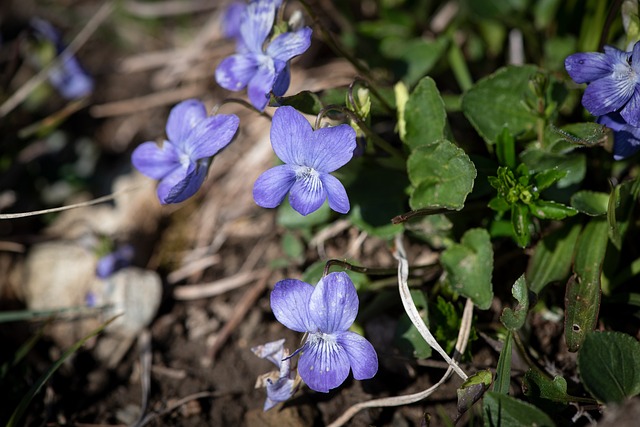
565;42;640;127
222;2;246;40
215;0;311;111
30;18;94;99
96;244;134;278
270;272;378;393
253;106;356;215
132;99;239;204
251;339;296;410
597;112;640;160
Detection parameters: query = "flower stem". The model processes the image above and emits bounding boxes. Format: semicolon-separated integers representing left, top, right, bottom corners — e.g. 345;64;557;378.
316;105;405;166
447;38;473;92
211;98;272;120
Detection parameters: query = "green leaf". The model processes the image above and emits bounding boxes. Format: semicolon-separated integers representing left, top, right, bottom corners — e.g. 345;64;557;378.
501;275;529;330
462;65;540;144
496;127;516;169
571;190;610;216
441;228;494;309
511;203;531;248
529;200;578;220
403;77;448;149
7;317;117;427
493;331;513;394
523;370;571;405
272;91;324;115
608;178;640;250
533;169;567;191
520;148;586;188
407;139;476;210
281;232;304;261
483;391;556;427
431;296;462;354
526;222;582;294
578;331;640;403
548;122;607;149
565;218;608;352
380;37;449;87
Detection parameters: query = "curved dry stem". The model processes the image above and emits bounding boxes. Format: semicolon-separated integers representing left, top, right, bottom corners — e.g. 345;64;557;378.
328;296;474;427
394;233;468;380
0;185;142;220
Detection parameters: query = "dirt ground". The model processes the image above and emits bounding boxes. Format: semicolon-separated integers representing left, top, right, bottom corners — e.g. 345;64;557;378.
0;1;598;426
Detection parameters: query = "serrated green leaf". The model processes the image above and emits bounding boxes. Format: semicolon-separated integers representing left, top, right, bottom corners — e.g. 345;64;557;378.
529;200;578;220
272;90;324;115
565;218;608;352
571;190;609;216
493;331;513;394
404;77;447;149
407;139;476;210
578;331;640;403
462;65;539;144
501;275;529;330
441;228;494;309
483;391;556;427
526;222;582;293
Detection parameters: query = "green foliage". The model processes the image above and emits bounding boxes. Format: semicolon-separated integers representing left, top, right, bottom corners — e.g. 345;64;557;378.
493;331;513;394
403;77;448;150
407;140;476;210
483;391;556;427
488;164;577;247
462;65;540;145
578;331;640;403
526;221;582;293
565;218;608;352
441;228;494;309
500;275;529;331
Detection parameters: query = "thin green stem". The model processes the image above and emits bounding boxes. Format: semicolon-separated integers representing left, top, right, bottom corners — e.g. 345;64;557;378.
211;98;272;121
447;41;473;92
322;258;440;278
349;77;394;115
316;105;405;166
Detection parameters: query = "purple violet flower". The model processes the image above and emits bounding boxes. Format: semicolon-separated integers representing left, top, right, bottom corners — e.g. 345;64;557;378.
565;42;640;127
215;0;312;111
222;2;247;40
597;112;640;160
270;272;378;393
132;99;239;204
252;339;296;410
96;244;134;278
253;106;356;215
30;18;94;99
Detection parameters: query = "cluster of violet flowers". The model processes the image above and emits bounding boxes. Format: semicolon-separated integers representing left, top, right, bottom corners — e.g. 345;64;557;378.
565;41;640;159
130;0;377;410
